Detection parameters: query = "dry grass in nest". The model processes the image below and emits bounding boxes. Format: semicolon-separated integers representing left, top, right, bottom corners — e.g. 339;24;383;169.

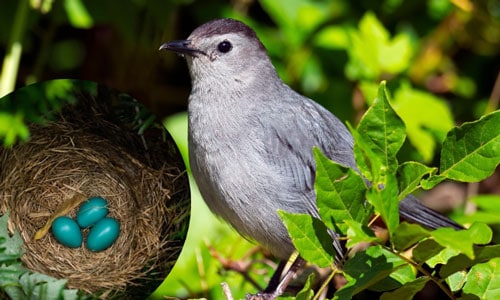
0;90;190;298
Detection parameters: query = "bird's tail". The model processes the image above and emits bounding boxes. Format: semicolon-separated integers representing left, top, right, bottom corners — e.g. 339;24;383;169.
330;194;462;266
399;194;463;230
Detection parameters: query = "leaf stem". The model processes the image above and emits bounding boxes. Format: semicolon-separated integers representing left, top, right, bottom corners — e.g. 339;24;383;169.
313;266;338;300
485;71;500;114
381;245;456;300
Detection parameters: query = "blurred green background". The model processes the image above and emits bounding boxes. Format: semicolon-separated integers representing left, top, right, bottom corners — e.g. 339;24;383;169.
0;0;499;299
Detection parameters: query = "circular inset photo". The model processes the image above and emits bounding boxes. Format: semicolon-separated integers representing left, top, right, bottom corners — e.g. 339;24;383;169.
0;79;190;298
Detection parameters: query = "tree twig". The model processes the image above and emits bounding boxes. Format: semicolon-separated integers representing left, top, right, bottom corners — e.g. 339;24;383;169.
207;243;265;291
221;282;234;300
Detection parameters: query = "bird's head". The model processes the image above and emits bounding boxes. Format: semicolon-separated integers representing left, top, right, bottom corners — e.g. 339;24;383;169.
160;18;277;88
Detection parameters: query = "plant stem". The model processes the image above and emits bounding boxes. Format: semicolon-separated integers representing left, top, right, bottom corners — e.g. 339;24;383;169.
0;0;30;97
382;245;456;300
485;71;500;114
313;266;338;300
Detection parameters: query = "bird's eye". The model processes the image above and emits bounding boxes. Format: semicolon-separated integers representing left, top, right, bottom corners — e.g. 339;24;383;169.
217;40;232;53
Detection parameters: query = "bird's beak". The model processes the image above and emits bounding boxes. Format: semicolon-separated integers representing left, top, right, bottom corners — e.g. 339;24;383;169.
159;40;206;57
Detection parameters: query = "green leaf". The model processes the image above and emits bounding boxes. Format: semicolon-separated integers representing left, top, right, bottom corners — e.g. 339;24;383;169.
396;162;437;199
349;123;379;182
380;277;430;300
412;239;446;265
0;264;26;299
19;272;80;300
431;222;492;259
393;222;430;251
296;273;315;300
278;211;335;268
370;263;417;292
0;213;85;299
454;195;500;225
0;213;27;299
345;220;381;248
366;173;400;236
44;79;81;103
462;257;500;299
259;0;331;45
381;33;414;74
440;245;500;278
314;25;349;49
470;195;500;212
454;212;500;225
335;245;407;299
428;110;500;186
0;213;24;258
356;81;406;175
358;81;380;106
63;0;93;29
425;247;460;268
350;82;404;235
391;83;455;162
344;12;413;80
0;112;30;146
446;271;467;292
314;148;369;235
420;174;446;190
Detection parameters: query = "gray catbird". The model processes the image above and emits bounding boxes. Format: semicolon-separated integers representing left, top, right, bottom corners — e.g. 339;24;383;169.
160;18;461;295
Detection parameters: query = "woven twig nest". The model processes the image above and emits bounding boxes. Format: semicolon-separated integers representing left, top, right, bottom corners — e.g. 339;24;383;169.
0;82;190;298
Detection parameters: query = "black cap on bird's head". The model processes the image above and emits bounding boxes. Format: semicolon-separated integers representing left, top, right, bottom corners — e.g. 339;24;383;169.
187;18;260;41
159;18;265;58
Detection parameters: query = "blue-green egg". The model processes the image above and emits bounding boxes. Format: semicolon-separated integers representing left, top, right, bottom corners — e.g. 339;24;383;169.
86;217;120;252
52;216;82;248
76;196;109;228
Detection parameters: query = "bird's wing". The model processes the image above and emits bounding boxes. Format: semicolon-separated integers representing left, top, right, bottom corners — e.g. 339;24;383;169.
259;93;356;261
260;95;355;207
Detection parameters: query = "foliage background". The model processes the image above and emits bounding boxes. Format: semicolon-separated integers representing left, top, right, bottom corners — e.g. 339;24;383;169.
0;0;499;299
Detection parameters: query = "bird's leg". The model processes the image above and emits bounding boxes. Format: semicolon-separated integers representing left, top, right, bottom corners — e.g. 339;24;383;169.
246;256;305;300
269;256;305;297
263;259;287;293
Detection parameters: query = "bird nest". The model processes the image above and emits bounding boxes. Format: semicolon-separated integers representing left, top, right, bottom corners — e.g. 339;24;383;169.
0;83;190;298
